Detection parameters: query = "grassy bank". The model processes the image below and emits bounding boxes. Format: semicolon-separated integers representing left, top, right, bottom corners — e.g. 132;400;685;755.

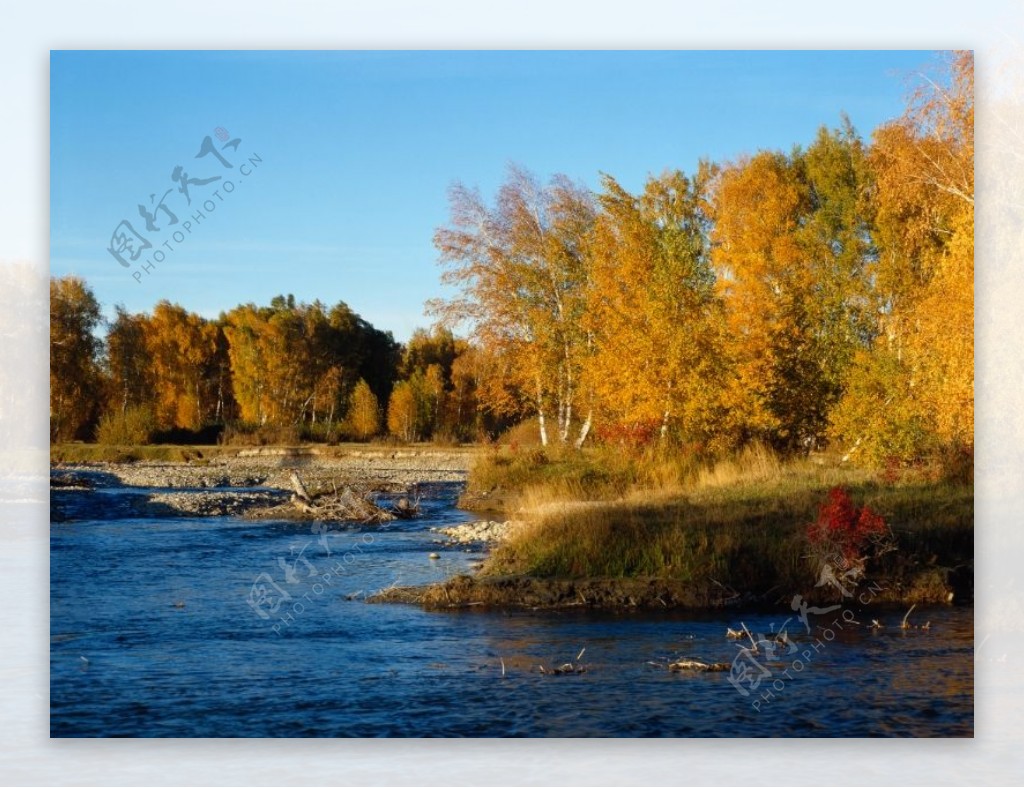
456;445;973;608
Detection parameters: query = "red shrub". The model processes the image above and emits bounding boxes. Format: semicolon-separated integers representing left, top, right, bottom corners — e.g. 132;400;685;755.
595;420;661;451
807;487;889;562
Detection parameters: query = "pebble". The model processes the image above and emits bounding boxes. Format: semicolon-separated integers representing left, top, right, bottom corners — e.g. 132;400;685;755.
431;520;522;544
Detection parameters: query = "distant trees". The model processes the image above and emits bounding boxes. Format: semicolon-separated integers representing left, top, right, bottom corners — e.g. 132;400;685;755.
49;282;405;444
145;301;220;431
346;379;380;439
386;380;419;442
221;297;400;434
50;276;103;442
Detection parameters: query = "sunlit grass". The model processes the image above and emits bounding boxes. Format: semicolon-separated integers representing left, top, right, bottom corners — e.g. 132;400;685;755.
470;444;973;594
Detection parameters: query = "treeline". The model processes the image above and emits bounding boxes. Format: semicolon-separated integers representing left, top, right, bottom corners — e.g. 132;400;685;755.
51;53;972;469
430;52;973;468
49;287;509;445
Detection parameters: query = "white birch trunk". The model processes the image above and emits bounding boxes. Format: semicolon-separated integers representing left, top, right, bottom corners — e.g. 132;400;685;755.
574;409;592;449
536;378;549;447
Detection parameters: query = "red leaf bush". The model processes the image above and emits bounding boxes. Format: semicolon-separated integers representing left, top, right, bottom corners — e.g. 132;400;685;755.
807;487;891;564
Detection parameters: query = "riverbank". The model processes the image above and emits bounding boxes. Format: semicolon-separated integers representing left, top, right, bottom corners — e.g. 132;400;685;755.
388;445;974;612
50;447;475;521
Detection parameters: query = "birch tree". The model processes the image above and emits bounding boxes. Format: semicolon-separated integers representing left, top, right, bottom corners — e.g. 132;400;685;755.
584;167;723;445
430;164;596;447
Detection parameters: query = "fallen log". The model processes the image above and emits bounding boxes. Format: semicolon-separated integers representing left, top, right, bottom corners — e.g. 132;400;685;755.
290;471;312;503
668;659;731;672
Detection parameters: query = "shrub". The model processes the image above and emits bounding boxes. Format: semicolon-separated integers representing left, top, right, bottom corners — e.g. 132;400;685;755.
95;405;156;445
806;487;892;566
219;422;301;446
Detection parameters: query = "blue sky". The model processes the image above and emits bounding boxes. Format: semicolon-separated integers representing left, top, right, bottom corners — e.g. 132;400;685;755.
51;50;936;341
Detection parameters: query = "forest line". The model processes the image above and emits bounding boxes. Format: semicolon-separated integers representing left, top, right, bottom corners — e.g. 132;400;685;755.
50;52;972;472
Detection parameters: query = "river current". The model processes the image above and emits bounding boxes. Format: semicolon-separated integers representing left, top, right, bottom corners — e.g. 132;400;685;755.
51;482;973;737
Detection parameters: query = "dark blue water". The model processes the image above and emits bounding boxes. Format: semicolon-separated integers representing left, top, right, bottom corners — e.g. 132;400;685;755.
51;484;973;737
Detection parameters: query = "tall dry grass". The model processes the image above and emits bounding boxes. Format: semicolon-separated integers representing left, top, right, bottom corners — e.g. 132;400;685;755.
471;441;972;592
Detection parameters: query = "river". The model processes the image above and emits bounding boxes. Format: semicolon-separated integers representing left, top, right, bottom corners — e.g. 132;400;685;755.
51;482;973;737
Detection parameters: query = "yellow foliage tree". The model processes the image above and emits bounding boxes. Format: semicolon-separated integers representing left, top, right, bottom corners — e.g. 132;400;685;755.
833;51;973;464
584;167;724;445
347;378;380;439
143;301;218;431
387;380;418;442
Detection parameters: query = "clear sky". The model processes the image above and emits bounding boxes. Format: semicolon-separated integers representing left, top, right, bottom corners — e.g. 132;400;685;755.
51;50;936;341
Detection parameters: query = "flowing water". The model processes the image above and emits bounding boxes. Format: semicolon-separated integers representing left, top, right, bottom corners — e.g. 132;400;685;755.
51;482;973;737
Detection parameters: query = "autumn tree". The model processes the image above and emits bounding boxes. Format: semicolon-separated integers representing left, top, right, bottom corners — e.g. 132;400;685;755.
223;296;399;430
105;305;153;417
402;326;459;382
387;380;419;442
712;122;875;451
144;301;219;431
222;304;271;425
585;167;724;447
346;378;380;439
832;51;974;465
431;164;596;447
50;276;103;442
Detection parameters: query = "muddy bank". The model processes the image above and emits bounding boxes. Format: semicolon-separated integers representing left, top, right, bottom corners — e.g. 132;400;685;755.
370;564;972;612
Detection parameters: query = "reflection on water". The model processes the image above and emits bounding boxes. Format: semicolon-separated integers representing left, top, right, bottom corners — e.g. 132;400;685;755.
50;483;972;737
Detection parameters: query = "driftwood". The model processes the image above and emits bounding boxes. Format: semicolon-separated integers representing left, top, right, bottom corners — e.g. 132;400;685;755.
290;471;313;503
668;659;730;672
901;604;931;630
539;647;588;675
271;472;422;523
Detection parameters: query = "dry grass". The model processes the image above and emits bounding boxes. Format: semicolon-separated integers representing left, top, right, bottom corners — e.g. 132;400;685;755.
470;443;973;596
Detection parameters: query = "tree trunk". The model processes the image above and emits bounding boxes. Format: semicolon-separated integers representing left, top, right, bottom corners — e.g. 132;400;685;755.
574;410;592;449
536;378;549;447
